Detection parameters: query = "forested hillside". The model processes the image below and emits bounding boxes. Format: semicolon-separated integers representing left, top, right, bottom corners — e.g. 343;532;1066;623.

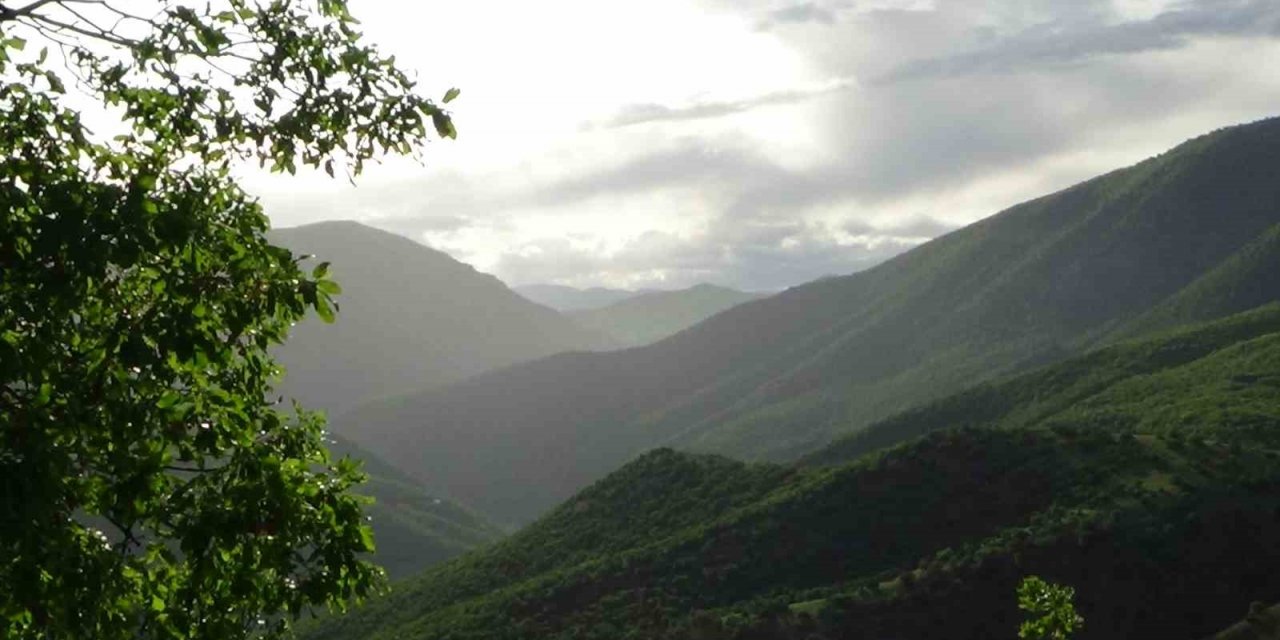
335;117;1280;525
269;221;615;416
805;302;1280;466
304;305;1280;640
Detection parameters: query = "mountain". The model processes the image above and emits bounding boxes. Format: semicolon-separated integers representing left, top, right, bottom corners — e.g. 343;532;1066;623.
303;305;1280;640
568;284;764;348
334;117;1280;525
329;435;503;580
804;302;1280;467
267;221;615;416
513;284;648;312
1108;221;1280;341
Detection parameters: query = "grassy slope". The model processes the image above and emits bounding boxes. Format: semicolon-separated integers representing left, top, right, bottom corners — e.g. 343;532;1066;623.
337;117;1280;526
307;306;1280;639
568;284;763;348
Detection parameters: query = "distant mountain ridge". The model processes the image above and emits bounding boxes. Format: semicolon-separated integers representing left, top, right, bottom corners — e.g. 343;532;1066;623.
336;116;1280;525
568;284;764;348
268;221;615;417
513;284;650;312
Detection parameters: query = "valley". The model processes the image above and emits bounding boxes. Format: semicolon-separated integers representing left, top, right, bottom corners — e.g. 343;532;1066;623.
296;117;1280;639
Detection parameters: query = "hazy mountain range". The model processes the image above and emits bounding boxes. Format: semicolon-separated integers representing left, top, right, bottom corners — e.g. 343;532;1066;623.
567;284;764;349
513;284;650;312
330;117;1280;526
265;223;772;572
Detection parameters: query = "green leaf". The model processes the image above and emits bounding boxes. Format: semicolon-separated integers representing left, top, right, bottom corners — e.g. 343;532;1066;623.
317;280;342;295
312;262;331;279
358;525;376;552
431;112;456;139
315;296;336;324
443;88;461;104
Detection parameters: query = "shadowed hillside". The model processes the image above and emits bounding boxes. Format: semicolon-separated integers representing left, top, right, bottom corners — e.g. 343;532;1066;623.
334;117;1280;525
328;435;503;580
268;221;615;416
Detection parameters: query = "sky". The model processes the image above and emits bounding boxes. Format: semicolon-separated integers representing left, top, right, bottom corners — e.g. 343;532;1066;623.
244;0;1280;291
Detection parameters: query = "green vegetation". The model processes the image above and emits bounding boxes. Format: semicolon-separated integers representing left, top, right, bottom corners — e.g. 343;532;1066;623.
567;284;763;348
1017;576;1083;640
0;2;456;638
805;303;1280;466
1110;223;1280;341
334;117;1280;526
305;305;1280;639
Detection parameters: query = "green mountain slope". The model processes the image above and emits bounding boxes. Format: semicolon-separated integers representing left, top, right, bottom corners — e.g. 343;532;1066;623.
805;302;1280;467
569;284;764;348
1109;222;1280;340
336;117;1280;526
269;221;615;417
303;306;1280;640
328;435;503;580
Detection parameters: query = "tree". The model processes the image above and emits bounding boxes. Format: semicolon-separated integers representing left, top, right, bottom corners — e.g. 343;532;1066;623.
0;1;457;638
1017;576;1084;640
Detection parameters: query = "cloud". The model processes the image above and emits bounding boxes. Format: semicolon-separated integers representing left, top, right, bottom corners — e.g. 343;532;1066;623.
882;0;1280;82
845;215;958;239
757;3;840;30
490;219;926;291
366;215;476;235
601;78;856;128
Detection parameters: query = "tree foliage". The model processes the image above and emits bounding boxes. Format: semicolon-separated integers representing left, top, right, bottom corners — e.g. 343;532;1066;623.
1017;576;1083;640
0;1;457;638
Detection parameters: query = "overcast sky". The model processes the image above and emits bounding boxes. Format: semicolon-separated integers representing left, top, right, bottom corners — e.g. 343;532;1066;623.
244;0;1280;291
